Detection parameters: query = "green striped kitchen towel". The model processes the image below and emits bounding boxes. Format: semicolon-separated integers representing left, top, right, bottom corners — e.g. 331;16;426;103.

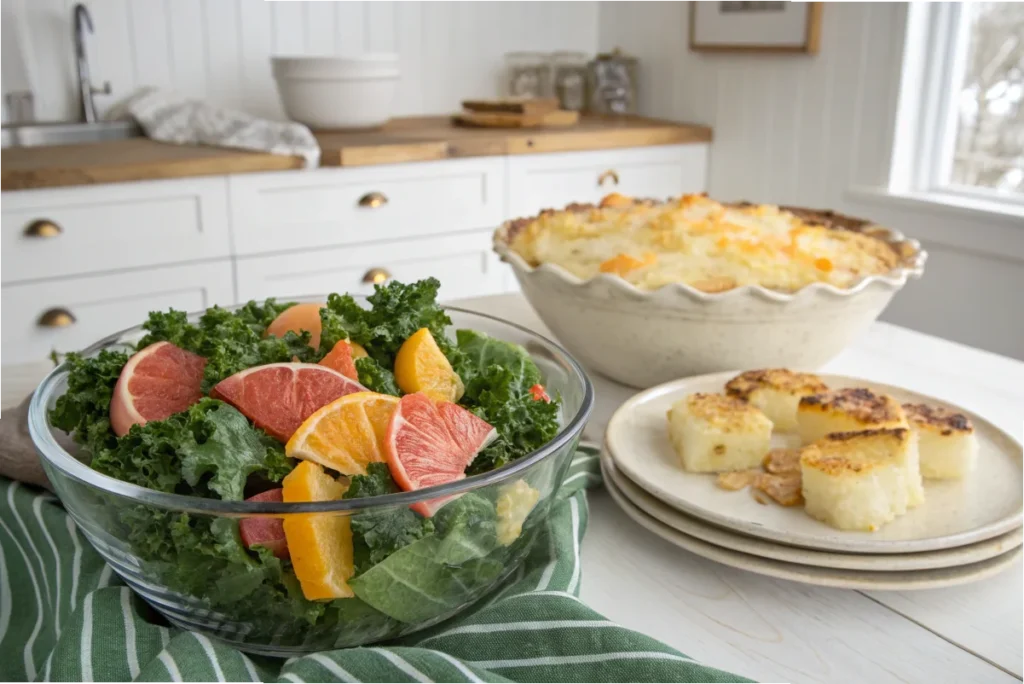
0;445;750;683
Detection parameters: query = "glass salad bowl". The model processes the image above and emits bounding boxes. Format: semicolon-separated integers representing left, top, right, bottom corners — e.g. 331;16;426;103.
28;301;593;656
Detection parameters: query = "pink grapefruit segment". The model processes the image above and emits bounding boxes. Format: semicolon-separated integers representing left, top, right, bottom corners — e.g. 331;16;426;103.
318;340;359;381
210;362;366;443
109;341;206;436
239;489;289;559
384;392;497;516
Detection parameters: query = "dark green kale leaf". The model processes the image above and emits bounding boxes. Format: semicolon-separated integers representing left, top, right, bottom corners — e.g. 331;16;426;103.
432;493;498;564
354;357;401;396
137;302;318;393
48;349;131;455
454;329;540;395
91;398;291;498
455;332;560;476
319;278;457;366
179;401;294;500
343;463;434;574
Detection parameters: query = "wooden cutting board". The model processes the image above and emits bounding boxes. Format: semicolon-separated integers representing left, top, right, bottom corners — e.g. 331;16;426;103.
461;97;560;116
453;109;580;129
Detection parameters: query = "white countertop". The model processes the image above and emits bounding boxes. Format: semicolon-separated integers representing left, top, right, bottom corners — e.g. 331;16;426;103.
3;293;1022;684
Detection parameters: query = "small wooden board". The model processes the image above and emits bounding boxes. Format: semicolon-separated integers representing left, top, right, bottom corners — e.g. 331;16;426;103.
461;97;560;116
453;109;580;129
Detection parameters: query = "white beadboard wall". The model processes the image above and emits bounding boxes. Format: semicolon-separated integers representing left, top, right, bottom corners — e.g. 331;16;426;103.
1;0;599;123
599;1;1024;360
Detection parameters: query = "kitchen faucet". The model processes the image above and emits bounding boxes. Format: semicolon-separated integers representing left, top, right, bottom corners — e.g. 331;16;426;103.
73;3;111;123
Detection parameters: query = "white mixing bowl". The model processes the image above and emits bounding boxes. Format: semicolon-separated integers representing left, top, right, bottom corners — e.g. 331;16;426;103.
271;55;400;129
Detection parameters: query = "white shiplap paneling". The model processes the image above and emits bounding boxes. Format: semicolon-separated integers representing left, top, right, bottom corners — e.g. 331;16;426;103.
2;0;599;122
598;1;1024;360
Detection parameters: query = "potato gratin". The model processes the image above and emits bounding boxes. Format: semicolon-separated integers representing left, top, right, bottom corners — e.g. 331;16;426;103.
505;193;913;292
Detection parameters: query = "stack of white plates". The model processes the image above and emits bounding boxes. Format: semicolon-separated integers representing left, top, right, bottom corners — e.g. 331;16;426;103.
601;372;1024;590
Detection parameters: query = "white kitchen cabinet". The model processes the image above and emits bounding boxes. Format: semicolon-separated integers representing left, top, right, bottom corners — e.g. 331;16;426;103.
228;157;506;257
1;177;231;284
0;142;709;358
506;143;709;219
234;231;503;303
1;261;234;364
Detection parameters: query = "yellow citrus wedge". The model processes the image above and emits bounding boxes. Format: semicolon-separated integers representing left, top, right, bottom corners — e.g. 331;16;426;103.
495;479;541;546
394;328;465;402
281;460;354;600
286;392;399;476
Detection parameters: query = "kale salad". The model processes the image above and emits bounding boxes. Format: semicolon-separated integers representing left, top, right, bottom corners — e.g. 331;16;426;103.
49;278;561;642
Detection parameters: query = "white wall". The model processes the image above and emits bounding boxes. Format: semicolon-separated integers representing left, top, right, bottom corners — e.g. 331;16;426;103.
599;1;1024;360
1;0;599;122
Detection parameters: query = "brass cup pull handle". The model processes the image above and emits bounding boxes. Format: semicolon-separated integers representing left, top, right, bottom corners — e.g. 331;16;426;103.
597;169;620;187
358;192;388;209
362;268;392;285
38;308;76;328
24;219;62;238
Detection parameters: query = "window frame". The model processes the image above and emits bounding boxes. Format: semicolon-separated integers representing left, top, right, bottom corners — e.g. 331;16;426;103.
889;2;1023;207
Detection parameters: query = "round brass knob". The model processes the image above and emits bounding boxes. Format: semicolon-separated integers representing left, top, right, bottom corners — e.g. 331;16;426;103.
597;169;620;187
358;192;388;209
362;268;391;285
24;219;62;238
38;308;76;328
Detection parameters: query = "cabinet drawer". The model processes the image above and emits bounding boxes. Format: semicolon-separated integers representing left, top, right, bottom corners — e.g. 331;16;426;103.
235;232;504;303
229;158;505;256
1;262;235;364
507;144;709;218
1;177;232;284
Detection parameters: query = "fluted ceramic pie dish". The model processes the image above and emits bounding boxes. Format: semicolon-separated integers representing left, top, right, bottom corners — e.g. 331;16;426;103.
494;199;926;388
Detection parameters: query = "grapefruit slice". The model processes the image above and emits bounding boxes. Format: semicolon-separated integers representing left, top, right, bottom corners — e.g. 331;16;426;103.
286;392;399;476
318;339;367;381
385;392;496;516
265;302;324;349
394;328;465;402
239;489;289;559
282;461;354;600
109;341;207;436
210;363;366;443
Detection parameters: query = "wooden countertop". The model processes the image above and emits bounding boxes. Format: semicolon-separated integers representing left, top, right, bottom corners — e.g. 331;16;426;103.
1;115;712;191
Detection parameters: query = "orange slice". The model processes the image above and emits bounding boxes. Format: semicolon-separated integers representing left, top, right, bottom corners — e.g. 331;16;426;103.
266;303;325;350
318;340;368;381
394;328;465;402
286;391;400;476
281;460;354;600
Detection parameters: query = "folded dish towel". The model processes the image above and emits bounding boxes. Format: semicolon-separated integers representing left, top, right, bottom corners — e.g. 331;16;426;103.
0;441;750;683
0;396;52;491
118;87;320;168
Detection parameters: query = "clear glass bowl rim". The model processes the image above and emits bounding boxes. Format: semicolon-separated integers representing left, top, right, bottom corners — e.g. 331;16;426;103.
28;301;594;517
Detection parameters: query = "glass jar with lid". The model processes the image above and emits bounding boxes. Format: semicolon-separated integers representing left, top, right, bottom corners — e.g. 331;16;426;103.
551;51;588;112
587;48;638;115
505;52;551;99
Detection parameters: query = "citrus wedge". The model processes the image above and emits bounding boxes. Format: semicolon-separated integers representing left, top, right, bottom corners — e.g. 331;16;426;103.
265;302;325;349
239;489;288;559
318;339;367;381
385;392;496;516
281;460;354;600
394;328;464;403
286;392;400;476
210;362;365;443
109;341;206;436
495;479;541;546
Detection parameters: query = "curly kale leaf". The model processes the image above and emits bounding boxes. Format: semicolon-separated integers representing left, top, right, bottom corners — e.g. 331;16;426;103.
454;331;560;476
354;357;401;396
137;302;317;393
343;463;433;574
319;278;457;367
91;398;291;499
48;349;130;455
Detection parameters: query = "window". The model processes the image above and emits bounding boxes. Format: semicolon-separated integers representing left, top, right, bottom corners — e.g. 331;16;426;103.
892;2;1023;205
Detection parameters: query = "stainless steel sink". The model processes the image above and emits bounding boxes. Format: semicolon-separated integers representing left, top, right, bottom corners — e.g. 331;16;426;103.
1;120;142;149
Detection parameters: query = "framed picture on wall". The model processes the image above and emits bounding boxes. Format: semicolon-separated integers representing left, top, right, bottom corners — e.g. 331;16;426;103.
689;2;822;54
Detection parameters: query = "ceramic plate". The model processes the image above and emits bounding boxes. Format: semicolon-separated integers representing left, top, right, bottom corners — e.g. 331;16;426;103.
603;450;1023;571
601;457;1023;590
605;372;1024;553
